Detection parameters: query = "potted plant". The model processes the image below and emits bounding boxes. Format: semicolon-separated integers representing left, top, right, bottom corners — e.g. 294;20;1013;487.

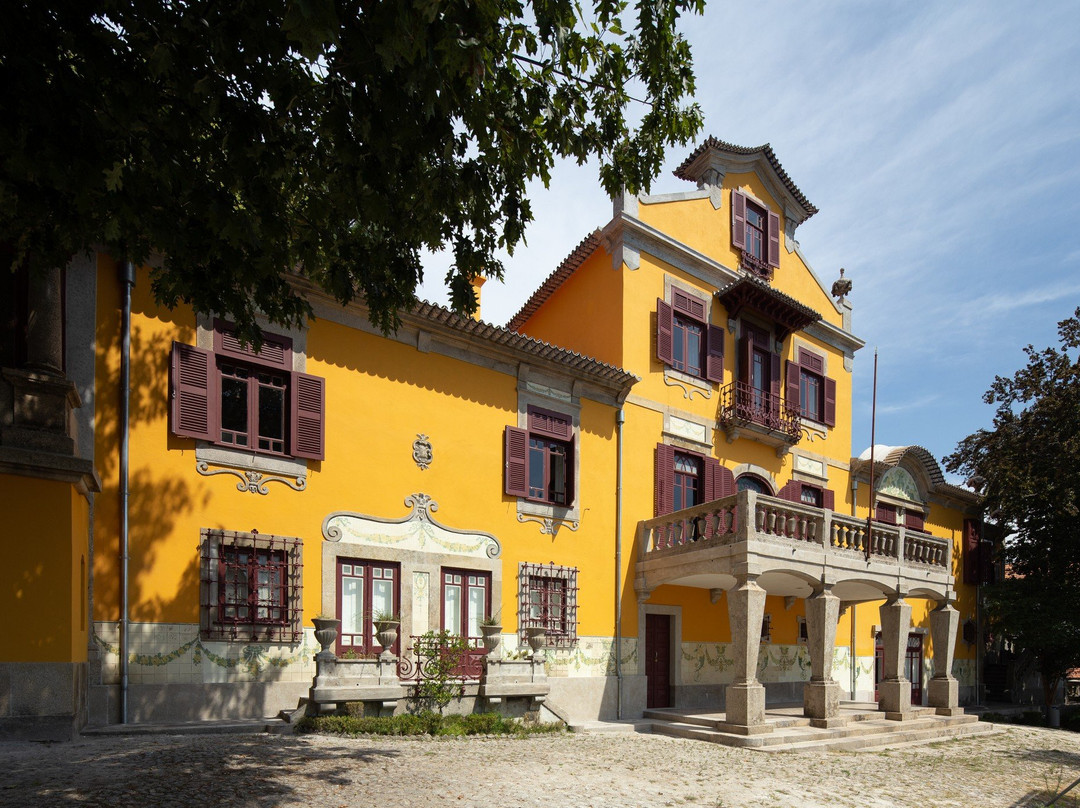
480;612;503;655
311;613;340;659
373;610;400;655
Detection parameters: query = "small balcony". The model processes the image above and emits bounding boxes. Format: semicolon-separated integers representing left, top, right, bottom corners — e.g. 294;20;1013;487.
636;491;953;604
717;382;802;451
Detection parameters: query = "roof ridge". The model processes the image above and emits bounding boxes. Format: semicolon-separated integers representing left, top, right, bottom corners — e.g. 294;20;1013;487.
673;137;818;218
505;231;602;332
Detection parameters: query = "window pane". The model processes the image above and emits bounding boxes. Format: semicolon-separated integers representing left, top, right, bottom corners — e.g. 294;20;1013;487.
672;320;685;369
550;446;566;504
467;586;485;639
528;440;546;498
341;576;363;635
220;375;249;440
444;583;462;634
258;383;284;444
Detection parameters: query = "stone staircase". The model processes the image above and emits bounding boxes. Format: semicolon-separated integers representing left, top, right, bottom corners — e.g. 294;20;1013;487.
639;703;996;752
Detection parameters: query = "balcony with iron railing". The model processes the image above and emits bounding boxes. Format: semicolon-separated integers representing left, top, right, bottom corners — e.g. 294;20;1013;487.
636;491;953;603
717;382;802;450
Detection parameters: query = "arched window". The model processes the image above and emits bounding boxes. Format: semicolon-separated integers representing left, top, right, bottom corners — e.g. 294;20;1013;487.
736;474;770;494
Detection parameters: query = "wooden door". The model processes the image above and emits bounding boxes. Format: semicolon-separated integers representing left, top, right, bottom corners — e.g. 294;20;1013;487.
646;613;671;709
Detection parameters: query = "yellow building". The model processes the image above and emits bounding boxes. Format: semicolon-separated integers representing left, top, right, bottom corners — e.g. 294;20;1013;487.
0;139;981;739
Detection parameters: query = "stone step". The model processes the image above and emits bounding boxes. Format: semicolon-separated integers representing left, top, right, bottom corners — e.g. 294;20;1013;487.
647;712;989;751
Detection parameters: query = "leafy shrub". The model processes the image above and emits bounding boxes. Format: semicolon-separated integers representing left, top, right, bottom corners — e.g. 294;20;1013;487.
295;710;565;737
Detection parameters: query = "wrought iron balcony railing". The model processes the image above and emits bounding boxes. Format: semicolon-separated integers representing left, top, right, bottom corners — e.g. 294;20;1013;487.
718;382;802;444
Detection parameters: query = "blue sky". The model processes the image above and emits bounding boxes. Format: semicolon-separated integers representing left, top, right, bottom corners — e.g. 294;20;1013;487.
419;0;1080;473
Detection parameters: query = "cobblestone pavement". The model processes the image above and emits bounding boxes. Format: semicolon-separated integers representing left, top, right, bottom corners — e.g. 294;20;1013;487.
2;724;1080;808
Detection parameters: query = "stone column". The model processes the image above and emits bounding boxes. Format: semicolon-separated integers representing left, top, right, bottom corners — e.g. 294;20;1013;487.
928;600;962;715
878;594;912;718
803;585;843;726
725;574;769;734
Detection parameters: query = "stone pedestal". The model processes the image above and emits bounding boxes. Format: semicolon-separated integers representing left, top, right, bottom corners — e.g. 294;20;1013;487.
878;679;912;717
724;683;767;733
804;681;844;728
928;678;962;715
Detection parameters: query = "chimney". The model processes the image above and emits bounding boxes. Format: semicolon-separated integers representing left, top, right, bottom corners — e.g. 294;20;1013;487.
470;276;486;321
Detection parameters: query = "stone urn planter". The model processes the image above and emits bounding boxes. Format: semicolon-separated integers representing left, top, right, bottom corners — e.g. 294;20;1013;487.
525;626;547;658
480;623;503;656
312;617;340;661
374;618;400;656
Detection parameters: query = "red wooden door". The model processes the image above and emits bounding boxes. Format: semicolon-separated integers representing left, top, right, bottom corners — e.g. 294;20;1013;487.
646;613;671;709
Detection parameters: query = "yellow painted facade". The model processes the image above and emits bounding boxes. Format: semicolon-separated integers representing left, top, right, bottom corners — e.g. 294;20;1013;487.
2;138;980;736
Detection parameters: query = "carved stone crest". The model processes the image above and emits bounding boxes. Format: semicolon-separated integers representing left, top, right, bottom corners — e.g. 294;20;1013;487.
412;434;433;470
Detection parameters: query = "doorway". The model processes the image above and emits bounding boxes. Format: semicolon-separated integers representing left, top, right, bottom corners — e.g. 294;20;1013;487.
874;631;924;705
645;613;672;709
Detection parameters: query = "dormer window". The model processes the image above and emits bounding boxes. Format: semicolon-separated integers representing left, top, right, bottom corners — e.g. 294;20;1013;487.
732;190;781;280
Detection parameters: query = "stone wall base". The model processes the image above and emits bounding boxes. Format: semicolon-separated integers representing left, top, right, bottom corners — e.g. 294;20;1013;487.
88;681;309;725
0;661;87;741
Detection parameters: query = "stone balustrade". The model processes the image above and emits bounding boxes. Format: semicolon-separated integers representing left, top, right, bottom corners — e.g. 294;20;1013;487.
640;491;951;573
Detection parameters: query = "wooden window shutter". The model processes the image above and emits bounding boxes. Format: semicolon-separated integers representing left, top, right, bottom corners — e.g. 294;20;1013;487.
785;360;801;414
823;377;837;427
875;502;897;523
705;324;725;383
798;348;824;373
290;372;325;460
528;406;572;440
704;457;719;503
776;480;801;503
822;488;835;511
656;299;674;365
504;426;529;497
767;210;781;269
170;342;216;441
731;191;746;250
714;462;736;499
565;434;576;507
905;511;925;531
214;319;292;369
963;518;981;585
654;443;675;516
769;351;782;411
672;290;706;321
738;335;751;385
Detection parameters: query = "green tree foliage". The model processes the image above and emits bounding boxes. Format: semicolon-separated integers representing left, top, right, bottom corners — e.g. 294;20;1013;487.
945;308;1080;705
1;0;704;342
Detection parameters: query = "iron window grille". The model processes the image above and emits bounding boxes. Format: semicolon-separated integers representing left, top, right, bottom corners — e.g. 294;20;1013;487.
518;562;579;648
200;528;302;643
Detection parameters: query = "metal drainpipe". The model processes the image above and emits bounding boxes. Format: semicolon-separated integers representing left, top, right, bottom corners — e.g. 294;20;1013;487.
614;407;625;720
850;478;858;699
119;261;135;724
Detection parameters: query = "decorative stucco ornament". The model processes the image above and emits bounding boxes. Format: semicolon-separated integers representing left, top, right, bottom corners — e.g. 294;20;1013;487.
412;434;433;470
831;267;852;302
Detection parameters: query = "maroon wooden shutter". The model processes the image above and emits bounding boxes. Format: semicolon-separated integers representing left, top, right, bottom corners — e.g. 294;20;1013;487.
823;377;837;427
704;457;720;503
215;319;292;369
290;372;325;460
731;191;746;250
170;342;216;441
769;351;782;413
565;434;576;507
905;511;925;531
875;502;896;523
528;406;571;440
504;426;529;497
656;299;674;366
767;210;781;269
672;290;705;321
776;480;801;503
963;518;981;585
738;335;751;385
654;443;675;516
705;324;724;383
822;488;835;511
716;463;736;499
786;360;801;415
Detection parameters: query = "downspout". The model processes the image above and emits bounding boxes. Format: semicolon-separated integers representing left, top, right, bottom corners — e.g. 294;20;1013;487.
119;261;135;724
614;406;625;720
850;478;858;700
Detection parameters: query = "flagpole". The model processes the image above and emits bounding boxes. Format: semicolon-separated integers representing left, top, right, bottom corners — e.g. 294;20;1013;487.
866;348;878;562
